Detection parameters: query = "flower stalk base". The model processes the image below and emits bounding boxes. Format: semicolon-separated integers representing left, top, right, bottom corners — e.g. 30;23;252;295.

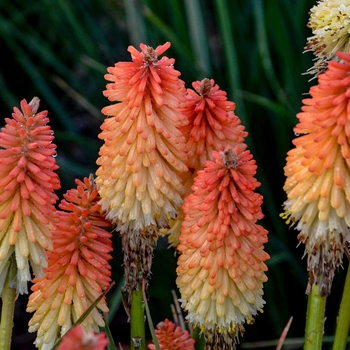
130;269;146;350
332;261;350;350
304;275;327;350
0;255;17;350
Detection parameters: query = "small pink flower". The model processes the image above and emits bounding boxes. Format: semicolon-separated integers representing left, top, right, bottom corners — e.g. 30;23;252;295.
57;325;108;350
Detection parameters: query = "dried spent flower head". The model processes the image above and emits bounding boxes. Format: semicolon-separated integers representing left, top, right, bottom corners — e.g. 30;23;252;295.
176;145;269;348
305;0;350;76
148;319;195;350
96;42;189;293
281;51;350;295
0;97;60;294
27;175;113;350
57;325;108;350
180;78;247;170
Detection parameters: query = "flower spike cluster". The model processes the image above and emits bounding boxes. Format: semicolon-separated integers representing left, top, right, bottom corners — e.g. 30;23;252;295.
27;176;113;350
0;97;60;294
176;145;269;348
164;78;248;247
96;42;189;293
148;319;195;350
281;51;350;295
305;0;350;77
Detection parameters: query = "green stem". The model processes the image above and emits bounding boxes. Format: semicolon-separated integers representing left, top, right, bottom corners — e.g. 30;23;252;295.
333;263;350;350
130;279;146;350
0;255;17;350
304;278;327;350
193;327;205;350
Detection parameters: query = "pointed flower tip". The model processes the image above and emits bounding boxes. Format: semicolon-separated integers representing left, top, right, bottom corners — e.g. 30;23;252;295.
148;319;195;350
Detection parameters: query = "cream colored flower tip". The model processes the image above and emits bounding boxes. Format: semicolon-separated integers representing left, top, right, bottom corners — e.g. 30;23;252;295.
96;42;189;233
305;0;350;76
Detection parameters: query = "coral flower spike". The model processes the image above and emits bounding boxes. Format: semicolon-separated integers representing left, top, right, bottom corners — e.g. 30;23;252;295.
181;78;247;170
282;51;350;295
0;97;60;294
176;145;269;348
27;175;113;350
148;319;195;350
96;42;188;292
164;78;248;247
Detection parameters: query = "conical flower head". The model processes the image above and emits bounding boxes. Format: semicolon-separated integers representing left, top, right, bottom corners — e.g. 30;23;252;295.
176;145;269;348
0;97;60;294
96;42;188;233
148;319;195;350
27;176;113;350
282;51;350;295
181;78;247;170
305;0;350;76
96;42;188;293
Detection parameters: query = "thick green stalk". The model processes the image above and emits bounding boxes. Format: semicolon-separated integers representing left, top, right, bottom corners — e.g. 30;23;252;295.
304;278;327;350
0;255;17;350
130;280;146;350
193;327;205;350
332;263;350;350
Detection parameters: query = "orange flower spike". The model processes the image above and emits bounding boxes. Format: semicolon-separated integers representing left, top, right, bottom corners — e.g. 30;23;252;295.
57;325;108;350
97;42;188;231
282;51;350;295
27;175;113;350
176;145;269;348
148;319;195;350
0;97;60;294
96;42;189;293
181;78;248;169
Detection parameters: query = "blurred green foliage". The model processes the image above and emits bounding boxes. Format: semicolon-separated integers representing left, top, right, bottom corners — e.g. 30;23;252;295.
0;0;347;349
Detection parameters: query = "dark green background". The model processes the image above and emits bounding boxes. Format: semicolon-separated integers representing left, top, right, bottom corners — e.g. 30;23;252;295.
0;1;347;349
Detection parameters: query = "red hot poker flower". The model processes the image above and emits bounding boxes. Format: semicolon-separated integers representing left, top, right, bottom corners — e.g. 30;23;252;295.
0;97;60;294
148;319;195;350
181;78;247;170
176;145;269;348
27;176;113;350
282;51;350;295
96;42;188;232
96;42;189;293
